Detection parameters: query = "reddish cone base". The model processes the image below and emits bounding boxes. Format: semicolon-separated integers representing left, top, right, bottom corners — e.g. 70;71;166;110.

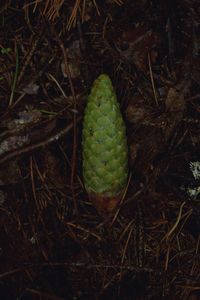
88;192;122;215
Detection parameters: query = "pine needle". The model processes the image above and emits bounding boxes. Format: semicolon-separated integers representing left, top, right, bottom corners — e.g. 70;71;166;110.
9;43;19;107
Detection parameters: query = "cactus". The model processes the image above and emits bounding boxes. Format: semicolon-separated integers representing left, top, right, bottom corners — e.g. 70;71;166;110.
82;74;128;214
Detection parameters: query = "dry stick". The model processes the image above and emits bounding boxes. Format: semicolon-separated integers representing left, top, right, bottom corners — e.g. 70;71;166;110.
25;288;64;300
59;39;78;214
185;94;200;102
175;208;193;237
82;0;86;23
0;262;157;280
0;119;80;165
118;219;135;242
48;73;66;97
34;156;54;203
67;0;80;30
3;30;46;117
17;31;43;85
148;53;159;107
92;0;100;15
65;221;102;241
111;172;132;226
164;243;170;271
113;0;124;5
117;225;133;295
120;225;134;273
165;201;186;241
30;156;40;213
9;42;19;106
33;156;53;212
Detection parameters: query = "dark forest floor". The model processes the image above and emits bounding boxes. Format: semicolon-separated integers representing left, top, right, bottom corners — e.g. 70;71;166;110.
0;1;200;299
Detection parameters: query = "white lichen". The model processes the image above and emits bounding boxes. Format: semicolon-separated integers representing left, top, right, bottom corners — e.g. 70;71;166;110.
190;161;200;180
183;161;200;200
0;135;29;155
186;186;200;199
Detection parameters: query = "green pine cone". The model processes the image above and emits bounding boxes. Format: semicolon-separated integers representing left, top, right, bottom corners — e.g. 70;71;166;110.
82;74;128;202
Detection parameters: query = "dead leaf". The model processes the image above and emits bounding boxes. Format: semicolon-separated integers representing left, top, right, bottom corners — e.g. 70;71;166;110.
165;87;186;112
120;25;160;71
61;40;81;79
22;82;39;95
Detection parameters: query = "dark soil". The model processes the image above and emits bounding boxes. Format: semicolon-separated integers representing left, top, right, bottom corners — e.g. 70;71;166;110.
0;1;200;299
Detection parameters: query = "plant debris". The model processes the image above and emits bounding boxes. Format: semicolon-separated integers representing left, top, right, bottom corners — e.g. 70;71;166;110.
0;1;200;299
